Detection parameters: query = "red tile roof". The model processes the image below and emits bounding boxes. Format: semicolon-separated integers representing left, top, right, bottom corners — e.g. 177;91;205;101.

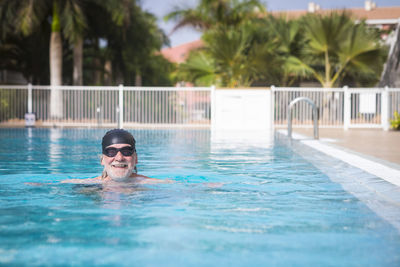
161;40;204;64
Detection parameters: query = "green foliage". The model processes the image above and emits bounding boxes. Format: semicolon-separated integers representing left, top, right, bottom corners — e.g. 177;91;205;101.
177;15;305;87
203;25;255;87
103;4;171;85
168;0;270;87
1;0;386;87
252;15;310;86
0;90;27;121
0;0;172;85
169;1;386;88
139;55;175;86
179;23;268;87
178;51;216;86
51;1;61;32
0;19;51;84
298;12;385;87
165;0;266;32
390;111;400;130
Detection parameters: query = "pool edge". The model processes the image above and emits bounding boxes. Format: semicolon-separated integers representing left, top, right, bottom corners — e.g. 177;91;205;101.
277;129;400;188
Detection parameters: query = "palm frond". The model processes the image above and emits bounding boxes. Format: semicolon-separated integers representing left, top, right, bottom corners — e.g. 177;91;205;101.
61;0;88;43
178;51;217;86
165;0;266;33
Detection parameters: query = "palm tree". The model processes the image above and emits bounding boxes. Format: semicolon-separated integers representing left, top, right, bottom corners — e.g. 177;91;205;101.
17;0;91;86
0;18;51;84
165;0;266;32
179;23;270;87
1;0;88;117
0;0;137;117
264;15;309;86
166;0;269;87
285;12;385;122
178;51;217;86
299;12;384;88
103;3;169;85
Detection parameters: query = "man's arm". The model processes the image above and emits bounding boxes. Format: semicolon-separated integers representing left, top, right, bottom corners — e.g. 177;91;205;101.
61;177;102;184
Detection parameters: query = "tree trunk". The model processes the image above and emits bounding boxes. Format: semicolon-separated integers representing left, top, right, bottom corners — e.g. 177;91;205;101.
50;31;63;119
135;73;142;86
379;22;400;87
73;37;83;85
116;70;124;85
50;2;63;119
104;60;112;85
93;57;102;85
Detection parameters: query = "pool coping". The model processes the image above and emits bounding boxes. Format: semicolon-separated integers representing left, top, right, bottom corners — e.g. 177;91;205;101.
277;129;400;232
277;129;400;188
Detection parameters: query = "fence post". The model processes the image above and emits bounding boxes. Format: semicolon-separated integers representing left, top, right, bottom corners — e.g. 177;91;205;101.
381;86;389;131
343;86;350;130
118;84;124;129
270;85;275;130
28;83;32;113
24;83;36;127
210;85;216;131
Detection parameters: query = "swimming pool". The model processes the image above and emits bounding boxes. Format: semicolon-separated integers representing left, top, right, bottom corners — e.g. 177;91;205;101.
0;128;399;266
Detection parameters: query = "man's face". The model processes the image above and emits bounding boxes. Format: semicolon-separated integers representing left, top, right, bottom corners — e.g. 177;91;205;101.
101;143;137;181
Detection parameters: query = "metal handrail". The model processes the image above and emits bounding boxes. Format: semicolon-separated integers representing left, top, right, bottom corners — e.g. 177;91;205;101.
288;97;319;139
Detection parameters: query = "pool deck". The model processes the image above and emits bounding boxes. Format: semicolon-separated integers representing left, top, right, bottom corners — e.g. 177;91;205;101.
291;128;400;167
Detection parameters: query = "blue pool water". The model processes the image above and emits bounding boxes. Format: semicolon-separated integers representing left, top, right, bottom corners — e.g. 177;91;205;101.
0;128;399;266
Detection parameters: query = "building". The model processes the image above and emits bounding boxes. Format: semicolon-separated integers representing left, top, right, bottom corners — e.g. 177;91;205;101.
161;40;204;64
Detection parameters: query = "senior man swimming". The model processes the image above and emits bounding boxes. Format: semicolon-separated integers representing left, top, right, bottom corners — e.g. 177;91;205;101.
62;129;162;184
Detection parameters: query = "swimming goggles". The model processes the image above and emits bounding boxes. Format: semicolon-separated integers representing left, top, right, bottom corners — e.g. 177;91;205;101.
103;146;135;157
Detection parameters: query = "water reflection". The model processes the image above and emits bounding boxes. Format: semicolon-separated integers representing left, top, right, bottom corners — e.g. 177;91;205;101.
71;183;162;228
27;128;33;162
49;128;63;172
73;183;152;207
210;129;274;162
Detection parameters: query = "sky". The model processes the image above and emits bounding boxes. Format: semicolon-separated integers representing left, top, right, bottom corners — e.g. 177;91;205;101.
140;0;400;47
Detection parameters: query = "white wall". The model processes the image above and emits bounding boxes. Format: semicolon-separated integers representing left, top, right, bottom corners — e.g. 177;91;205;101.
212;89;272;131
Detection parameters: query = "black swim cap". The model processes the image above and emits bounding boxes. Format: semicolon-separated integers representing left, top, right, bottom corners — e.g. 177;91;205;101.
102;129;136;154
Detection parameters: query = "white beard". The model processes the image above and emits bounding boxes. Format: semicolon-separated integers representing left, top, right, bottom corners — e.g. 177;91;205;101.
105;164;134;182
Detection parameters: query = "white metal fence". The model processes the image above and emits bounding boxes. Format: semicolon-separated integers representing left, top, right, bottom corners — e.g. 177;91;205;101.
273;87;345;127
0;85;212;128
0;85;399;129
272;86;400;130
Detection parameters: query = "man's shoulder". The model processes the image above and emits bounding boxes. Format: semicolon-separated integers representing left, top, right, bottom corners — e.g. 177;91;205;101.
133;174;172;184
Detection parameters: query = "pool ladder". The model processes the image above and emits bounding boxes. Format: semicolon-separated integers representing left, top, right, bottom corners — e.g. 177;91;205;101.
288;97;319;139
